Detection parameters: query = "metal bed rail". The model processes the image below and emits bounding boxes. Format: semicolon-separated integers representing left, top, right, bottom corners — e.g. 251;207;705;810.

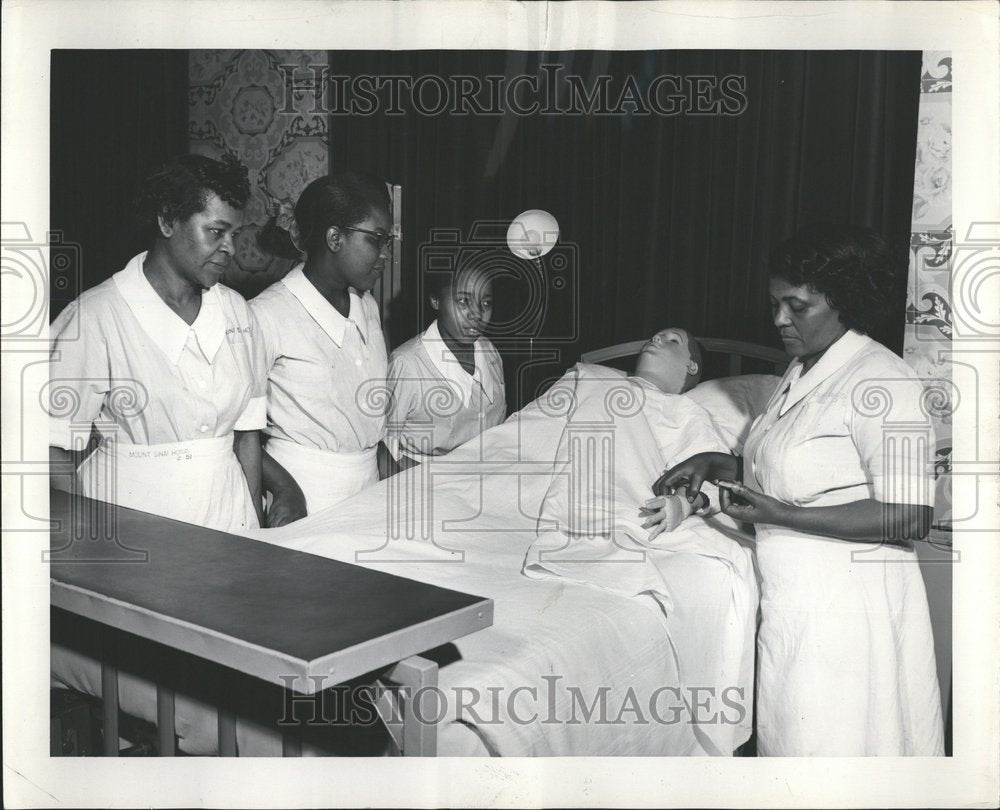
580;336;789;375
89;625;436;757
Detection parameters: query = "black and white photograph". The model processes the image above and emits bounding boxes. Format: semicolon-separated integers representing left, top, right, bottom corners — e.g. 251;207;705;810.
2;1;998;808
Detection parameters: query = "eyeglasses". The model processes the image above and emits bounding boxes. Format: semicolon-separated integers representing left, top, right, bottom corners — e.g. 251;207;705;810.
338;225;395;251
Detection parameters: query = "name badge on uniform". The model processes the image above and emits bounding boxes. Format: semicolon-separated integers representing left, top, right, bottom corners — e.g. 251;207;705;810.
225;324;252;345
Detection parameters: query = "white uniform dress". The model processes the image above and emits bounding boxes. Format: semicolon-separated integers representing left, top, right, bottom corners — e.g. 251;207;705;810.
48;252;266;532
251;264;387;514
386;319;506;462
50;252;271;755
742;329;944;755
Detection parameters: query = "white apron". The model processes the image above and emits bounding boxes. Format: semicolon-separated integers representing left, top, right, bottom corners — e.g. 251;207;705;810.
79;433;258;532
753;529;944;756
266;437;377;515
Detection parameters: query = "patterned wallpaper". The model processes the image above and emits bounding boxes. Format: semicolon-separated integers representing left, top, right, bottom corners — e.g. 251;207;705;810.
189;50;330;297
903;52;952;534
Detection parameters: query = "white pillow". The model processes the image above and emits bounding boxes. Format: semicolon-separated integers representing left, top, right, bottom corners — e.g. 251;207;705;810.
684;374;782;452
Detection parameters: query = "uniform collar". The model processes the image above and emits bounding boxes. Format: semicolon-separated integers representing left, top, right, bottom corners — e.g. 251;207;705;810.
281;263;367;348
779;329;871;415
421;319;495;407
113;252;226;365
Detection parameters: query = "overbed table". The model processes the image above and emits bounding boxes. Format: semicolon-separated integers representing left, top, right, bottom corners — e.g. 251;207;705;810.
48;489;493;756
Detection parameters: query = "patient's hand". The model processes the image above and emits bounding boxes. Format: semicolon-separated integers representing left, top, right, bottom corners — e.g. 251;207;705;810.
640;494;692;541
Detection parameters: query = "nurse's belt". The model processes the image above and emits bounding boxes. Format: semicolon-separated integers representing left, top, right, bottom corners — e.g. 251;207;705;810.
265;437;377;514
79;433;257;532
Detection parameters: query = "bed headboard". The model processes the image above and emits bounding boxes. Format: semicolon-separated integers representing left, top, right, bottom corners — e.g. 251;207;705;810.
581;337;789;376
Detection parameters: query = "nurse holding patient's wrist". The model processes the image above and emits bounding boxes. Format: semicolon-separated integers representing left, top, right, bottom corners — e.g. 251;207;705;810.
656;225;944;756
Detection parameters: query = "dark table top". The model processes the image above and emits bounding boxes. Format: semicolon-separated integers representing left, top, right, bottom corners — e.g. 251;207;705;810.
49;489;492;691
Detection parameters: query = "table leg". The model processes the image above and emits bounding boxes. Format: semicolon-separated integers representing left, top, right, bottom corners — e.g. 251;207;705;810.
218;708;237;757
282;729;302;757
100;658;119;757
387;656;439;757
156;683;176;755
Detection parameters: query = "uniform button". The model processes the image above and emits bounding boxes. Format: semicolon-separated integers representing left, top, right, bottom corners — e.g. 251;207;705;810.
355;359;362;367
198;380;207;389
200;424;209;433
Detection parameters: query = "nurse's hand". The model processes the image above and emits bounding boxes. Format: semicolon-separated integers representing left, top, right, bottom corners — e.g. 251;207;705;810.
718;481;788;525
267;484;307;528
653;452;738;502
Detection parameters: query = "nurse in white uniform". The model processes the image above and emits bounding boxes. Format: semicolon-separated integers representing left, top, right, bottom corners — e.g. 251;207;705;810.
385;263;506;470
48;153;265;531
49;154;275;755
251;172;392;524
656;225;944;756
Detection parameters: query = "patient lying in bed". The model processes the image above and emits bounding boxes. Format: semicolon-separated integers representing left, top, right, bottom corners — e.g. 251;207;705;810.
626;326;721;536
522;327;739;612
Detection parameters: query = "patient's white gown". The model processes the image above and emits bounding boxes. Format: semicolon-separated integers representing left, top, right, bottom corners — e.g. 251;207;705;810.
742;329;944;756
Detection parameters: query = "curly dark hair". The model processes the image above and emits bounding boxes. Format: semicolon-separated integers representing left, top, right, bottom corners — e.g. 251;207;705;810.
768;224;899;335
295;171;391;255
134;153;251;238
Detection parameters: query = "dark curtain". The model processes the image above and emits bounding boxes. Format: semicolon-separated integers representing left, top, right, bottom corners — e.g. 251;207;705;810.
330;50;921;407
50;50;189;318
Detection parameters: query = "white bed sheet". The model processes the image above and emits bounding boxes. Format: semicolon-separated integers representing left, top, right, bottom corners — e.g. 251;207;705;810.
250;365;760;756
51;365;760;756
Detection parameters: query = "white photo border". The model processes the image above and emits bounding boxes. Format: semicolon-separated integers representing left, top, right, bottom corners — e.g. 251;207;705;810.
2;1;998;807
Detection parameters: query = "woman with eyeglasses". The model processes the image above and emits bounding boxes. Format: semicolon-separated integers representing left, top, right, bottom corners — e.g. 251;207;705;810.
251;172;393;525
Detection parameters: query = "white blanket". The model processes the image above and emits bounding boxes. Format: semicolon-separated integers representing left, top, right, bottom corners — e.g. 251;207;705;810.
252;365;759;756
52;365;759;756
523;365;758;753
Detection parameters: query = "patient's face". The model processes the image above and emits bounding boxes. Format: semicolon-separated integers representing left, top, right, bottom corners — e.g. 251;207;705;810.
433;268;494;346
635;328;695;393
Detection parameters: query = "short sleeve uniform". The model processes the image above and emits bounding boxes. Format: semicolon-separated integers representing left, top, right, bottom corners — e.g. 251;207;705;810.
250;264;387;512
742;329;944;755
385;320;506;461
48;252;266;531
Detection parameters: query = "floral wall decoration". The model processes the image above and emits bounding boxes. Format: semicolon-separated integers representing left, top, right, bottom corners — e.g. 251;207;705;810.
189;50;330;297
903;51;952;536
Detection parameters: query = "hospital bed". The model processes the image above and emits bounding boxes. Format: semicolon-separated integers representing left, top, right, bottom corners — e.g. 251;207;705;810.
51;337;787;756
